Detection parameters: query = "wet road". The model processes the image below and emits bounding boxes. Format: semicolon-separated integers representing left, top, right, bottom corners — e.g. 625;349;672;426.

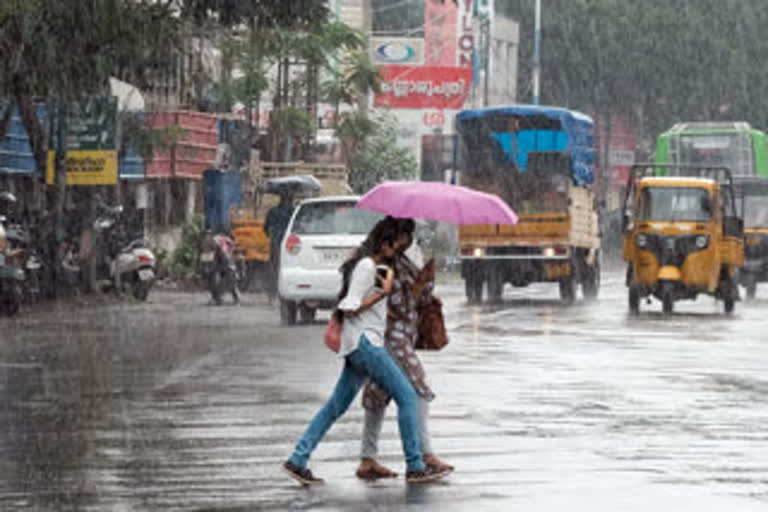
1;270;768;511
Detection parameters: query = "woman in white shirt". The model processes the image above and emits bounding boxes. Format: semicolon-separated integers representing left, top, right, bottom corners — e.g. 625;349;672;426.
283;219;449;485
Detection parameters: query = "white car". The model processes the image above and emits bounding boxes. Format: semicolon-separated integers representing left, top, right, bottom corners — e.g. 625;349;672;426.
278;196;383;325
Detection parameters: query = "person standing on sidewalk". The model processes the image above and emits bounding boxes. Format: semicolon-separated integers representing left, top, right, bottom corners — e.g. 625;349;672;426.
283;220;450;485
356;218;453;481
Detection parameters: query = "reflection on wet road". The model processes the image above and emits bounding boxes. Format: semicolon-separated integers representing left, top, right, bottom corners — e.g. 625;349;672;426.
1;271;768;510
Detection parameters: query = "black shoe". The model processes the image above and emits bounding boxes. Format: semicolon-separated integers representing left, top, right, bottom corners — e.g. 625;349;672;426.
405;465;451;483
283;460;324;486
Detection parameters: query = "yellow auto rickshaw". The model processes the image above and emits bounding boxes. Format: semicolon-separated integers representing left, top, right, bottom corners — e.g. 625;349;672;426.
230;175;322;291
622;164;744;314
734;177;768;299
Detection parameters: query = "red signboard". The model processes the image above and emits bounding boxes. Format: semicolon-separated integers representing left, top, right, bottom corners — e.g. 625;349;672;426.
374;65;473;110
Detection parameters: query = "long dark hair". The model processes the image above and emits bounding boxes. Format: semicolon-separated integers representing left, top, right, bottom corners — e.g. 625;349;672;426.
334;216;401;318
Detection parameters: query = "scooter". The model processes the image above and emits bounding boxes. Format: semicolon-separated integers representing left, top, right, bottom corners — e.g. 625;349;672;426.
93;205;156;301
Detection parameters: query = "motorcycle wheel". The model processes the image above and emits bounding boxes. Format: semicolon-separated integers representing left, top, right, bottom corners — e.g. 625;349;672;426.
210;271;224;306
133;279;152;301
1;282;22;316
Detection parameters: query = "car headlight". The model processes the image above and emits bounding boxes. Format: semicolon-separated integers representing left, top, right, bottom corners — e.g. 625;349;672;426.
695;235;709;249
636;233;647;248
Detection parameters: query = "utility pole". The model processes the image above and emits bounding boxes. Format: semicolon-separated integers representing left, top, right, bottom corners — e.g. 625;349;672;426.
532;0;541;105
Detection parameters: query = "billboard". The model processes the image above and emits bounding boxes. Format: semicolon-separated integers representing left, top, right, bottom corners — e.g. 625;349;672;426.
424;0;457;66
374;65;473;110
46;97;118;185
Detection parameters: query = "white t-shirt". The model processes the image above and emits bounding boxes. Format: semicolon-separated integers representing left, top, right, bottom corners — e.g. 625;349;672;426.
337;257;387;357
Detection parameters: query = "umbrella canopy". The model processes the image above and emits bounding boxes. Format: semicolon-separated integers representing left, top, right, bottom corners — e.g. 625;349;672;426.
356;181;518;225
262;175;322;195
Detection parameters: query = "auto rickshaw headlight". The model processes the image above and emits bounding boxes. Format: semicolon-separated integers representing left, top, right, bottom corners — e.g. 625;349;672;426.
636;233;648;248
695;235;709;249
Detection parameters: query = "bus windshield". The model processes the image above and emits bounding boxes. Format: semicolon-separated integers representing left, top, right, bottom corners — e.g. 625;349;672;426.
673;133;754;176
743;195;768;228
639;187;712;222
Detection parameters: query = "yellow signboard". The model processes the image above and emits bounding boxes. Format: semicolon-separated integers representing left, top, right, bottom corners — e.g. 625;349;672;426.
46;150;118;186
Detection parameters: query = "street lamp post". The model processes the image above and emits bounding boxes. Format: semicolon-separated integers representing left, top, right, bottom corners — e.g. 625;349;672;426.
532;0;541;105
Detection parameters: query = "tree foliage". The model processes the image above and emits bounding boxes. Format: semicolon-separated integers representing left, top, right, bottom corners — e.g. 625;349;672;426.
508;0;768;141
347;114;418;194
181;0;330;30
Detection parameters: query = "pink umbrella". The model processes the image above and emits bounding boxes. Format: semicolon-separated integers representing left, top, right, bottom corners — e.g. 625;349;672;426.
356;181;518;225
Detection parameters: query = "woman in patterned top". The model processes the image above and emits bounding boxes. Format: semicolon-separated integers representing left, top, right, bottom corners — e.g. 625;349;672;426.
356;217;454;480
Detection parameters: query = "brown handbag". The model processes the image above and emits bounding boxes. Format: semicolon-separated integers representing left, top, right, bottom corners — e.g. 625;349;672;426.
415;296;449;351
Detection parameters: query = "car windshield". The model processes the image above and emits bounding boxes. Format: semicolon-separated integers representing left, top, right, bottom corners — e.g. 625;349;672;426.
638;187;712;222
291;201;383;235
743;195;768;228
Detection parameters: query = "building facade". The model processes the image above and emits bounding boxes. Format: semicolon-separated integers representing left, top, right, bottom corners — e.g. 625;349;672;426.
337;0;520;182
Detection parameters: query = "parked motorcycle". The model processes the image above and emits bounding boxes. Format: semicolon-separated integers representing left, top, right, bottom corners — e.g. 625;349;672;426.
0;214;24;315
93;205;156;301
200;231;240;306
4;223;44;304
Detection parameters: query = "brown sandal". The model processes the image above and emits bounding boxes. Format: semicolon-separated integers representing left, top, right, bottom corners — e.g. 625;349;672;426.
356;459;398;480
423;454;454;473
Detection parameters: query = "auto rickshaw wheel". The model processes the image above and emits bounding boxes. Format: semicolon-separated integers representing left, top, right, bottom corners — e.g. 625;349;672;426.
723;280;737;314
661;283;674;315
746;282;757;300
724;295;735;314
628;286;640;315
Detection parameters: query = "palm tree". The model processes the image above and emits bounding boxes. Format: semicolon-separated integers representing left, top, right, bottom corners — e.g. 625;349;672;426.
342;51;382;114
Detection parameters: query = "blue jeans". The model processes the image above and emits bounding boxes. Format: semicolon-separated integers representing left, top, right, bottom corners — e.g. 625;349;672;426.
289;336;425;472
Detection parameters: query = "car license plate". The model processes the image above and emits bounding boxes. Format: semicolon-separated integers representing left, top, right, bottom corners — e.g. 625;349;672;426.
200;251;214;263
138;269;154;281
321;249;349;262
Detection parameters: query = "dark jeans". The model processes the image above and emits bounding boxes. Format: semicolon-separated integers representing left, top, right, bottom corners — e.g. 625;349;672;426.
289;336;425;472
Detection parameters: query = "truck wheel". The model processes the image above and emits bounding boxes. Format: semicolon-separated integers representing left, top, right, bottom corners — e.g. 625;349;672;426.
628;286;640;315
464;270;483;304
559;277;575;305
582;261;600;300
487;267;504;303
280;299;297;325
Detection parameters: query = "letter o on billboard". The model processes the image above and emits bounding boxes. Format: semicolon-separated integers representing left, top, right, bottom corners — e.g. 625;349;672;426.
459;35;475;51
